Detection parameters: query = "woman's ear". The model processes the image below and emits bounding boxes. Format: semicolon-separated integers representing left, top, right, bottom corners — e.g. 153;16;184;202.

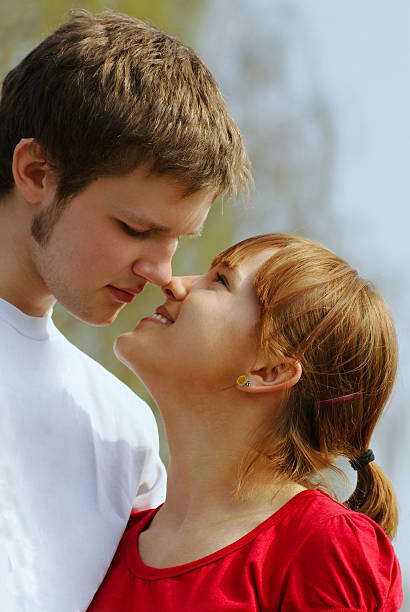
12;138;50;204
237;359;302;394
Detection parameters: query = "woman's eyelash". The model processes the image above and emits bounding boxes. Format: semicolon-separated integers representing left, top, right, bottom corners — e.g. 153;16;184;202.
216;272;228;287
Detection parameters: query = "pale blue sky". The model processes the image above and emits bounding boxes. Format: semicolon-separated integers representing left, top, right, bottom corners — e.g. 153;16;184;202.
293;0;410;602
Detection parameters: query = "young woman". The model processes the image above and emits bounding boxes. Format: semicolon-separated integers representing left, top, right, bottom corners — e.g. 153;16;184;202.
88;234;402;611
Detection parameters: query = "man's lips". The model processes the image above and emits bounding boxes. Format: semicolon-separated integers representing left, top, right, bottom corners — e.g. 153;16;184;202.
108;285;145;303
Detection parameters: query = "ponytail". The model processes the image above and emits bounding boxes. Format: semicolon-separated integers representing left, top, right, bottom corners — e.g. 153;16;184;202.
345;461;398;540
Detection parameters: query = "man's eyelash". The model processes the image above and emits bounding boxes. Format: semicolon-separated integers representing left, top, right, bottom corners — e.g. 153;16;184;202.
119;222;150;238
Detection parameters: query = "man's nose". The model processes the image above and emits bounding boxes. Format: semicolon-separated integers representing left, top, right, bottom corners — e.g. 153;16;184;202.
162;275;201;301
132;238;178;287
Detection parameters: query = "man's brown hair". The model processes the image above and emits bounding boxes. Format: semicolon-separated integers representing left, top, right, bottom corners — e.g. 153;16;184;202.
0;10;250;202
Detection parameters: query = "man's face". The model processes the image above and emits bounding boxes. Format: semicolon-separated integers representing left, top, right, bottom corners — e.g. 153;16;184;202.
29;166;213;325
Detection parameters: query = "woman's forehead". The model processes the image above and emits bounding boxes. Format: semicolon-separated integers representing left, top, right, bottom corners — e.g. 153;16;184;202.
211;243;275;269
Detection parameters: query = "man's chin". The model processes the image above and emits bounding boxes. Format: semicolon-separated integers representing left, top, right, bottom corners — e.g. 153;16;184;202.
86;310;123;327
58;303;123;326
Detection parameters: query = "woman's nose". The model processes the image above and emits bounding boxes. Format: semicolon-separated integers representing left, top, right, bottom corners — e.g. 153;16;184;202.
162;275;201;301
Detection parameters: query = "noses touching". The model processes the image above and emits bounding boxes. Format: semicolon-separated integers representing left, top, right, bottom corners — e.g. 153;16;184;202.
150;275;200;326
162;275;200;302
127;238;200;306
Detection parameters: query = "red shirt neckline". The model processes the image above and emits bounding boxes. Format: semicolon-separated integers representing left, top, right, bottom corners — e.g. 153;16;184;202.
126;488;331;580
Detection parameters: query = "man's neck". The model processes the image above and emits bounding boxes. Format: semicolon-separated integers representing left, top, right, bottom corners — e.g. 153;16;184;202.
0;194;55;316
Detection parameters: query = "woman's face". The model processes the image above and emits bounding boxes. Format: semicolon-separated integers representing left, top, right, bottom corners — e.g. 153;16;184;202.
115;249;272;394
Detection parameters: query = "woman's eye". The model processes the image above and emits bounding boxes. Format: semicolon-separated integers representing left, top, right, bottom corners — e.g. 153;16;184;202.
216;272;228;287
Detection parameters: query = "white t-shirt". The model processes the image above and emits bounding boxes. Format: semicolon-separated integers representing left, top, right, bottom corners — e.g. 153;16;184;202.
0;298;166;612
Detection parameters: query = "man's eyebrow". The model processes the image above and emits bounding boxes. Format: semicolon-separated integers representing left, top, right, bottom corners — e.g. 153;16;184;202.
119;211;204;237
120;212;170;233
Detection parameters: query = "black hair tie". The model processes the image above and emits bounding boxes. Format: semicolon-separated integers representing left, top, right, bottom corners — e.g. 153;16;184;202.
349;449;375;471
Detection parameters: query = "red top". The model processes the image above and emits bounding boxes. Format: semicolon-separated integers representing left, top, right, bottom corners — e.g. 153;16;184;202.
88;489;402;611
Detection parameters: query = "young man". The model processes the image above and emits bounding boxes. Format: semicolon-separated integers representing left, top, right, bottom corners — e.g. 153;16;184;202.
0;10;250;611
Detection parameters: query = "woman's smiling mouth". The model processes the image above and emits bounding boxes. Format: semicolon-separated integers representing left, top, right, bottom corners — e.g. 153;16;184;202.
151;313;173;325
141;305;175;326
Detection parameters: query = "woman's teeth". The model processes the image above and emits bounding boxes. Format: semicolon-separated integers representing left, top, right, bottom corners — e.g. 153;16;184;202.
151;313;172;325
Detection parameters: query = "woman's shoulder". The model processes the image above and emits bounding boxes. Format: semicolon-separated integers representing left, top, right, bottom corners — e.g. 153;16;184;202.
272;488;388;537
261;489;402;611
127;507;161;533
270;489;398;566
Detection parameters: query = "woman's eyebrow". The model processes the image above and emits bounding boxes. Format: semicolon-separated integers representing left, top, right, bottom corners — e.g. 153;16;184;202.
211;259;241;281
219;260;236;271
211;259;236;270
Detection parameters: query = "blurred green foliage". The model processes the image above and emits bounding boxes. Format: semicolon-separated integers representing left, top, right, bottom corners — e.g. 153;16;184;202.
0;0;205;73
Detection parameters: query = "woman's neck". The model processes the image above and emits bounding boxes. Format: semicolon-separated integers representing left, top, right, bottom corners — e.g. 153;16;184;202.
140;452;305;569
155;390;304;526
138;391;306;569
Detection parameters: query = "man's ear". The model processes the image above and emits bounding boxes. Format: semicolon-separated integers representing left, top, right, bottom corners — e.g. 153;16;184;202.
237;359;302;394
12;138;50;204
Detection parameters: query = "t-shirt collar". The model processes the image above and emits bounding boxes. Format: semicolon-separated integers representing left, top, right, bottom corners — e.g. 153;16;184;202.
0;297;56;341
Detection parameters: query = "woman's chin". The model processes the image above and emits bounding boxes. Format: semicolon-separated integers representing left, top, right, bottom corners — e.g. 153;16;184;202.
113;333;139;371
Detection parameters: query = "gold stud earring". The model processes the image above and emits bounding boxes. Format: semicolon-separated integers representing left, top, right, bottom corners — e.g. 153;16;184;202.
236;375;250;387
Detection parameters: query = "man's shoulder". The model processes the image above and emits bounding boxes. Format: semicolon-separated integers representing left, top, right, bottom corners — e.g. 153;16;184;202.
53;325;139;397
58;339;157;440
0;304;158;443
